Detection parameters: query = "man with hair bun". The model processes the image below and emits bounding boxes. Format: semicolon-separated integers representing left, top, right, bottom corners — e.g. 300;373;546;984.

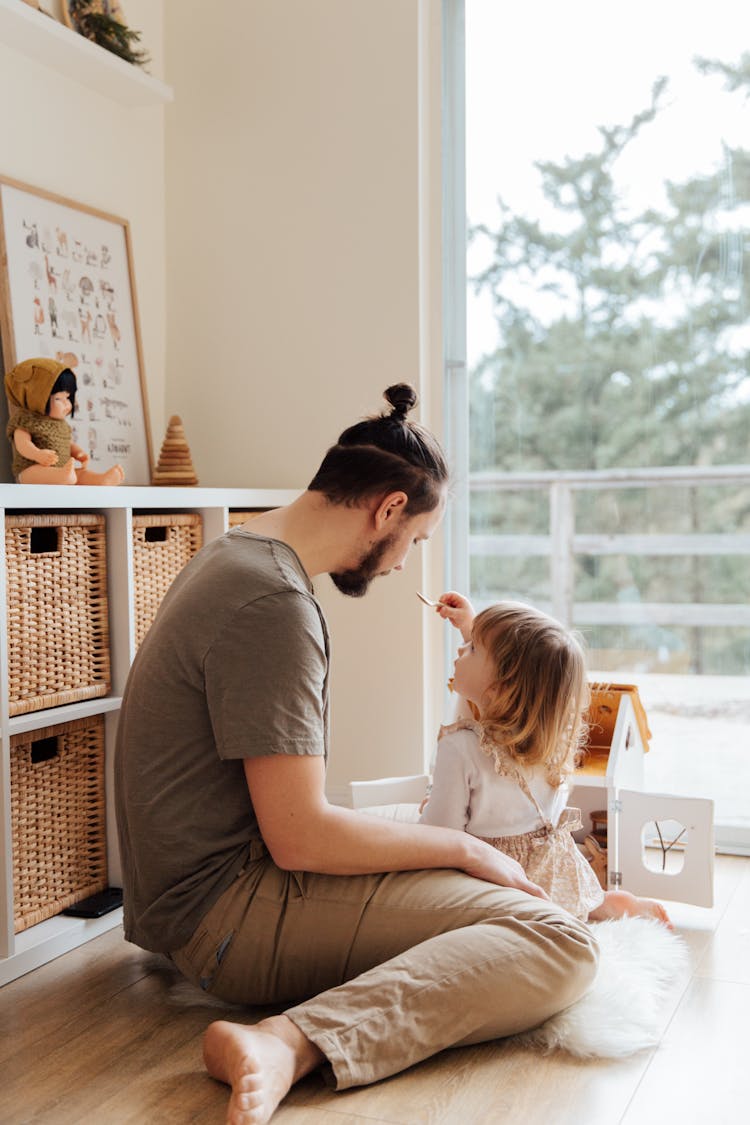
115;385;598;1124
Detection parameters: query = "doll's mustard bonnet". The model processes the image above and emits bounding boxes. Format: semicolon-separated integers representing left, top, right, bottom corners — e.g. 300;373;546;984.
5;357;68;415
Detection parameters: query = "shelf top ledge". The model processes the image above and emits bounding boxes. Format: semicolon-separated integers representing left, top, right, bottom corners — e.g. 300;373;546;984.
0;483;300;509
0;0;173;106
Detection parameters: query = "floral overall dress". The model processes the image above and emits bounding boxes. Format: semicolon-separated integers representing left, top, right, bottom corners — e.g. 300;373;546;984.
475;731;605;920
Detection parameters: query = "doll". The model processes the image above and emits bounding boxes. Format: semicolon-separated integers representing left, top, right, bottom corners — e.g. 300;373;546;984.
5;356;124;485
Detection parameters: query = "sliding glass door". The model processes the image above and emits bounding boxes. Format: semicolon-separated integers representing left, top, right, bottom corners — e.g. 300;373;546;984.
444;0;750;850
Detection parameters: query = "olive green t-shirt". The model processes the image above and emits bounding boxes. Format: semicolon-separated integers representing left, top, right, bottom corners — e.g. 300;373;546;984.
114;529;330;952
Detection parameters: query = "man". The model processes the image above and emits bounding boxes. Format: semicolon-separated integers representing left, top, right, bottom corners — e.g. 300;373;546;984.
115;384;598;1125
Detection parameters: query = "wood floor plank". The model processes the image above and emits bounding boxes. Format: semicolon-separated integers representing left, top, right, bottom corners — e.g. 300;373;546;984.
694;855;750;984
428;1042;651;1125
275;1106;397;1124
0;855;746;1124
0;926;152;1065
282;1045;488;1124
621;978;750;1125
80;1029;226;1125
661;850;747;935
0;972;224;1124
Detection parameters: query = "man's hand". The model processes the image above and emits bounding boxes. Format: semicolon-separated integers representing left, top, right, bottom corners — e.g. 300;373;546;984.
463;836;549;899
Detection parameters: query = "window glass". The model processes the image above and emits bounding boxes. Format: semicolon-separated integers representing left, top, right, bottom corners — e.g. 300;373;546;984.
464;0;750;842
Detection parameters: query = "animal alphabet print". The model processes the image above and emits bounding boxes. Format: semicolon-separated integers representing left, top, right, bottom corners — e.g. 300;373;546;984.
0;177;152;483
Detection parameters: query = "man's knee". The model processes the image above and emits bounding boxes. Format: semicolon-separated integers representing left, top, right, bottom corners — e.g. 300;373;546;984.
535;908;599;1009
484;895;599;1007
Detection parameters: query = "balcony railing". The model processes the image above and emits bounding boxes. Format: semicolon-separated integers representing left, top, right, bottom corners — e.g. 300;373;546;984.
469;464;750;634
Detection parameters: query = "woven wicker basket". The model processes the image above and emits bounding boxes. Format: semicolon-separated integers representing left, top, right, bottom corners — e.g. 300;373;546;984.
5;514;111;716
11;715;108;933
227;510;266;527
132;513;203;647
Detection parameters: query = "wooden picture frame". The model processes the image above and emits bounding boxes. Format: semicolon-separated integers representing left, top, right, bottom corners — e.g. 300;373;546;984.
0;175;153;485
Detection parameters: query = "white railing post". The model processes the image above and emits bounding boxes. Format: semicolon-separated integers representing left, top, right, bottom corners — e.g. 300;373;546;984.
549;480;574;627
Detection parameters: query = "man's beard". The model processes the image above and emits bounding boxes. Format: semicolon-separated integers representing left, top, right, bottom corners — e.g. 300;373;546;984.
330;533;396;598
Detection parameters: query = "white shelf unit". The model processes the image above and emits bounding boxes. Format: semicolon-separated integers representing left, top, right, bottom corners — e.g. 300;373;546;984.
0;484;296;985
0;0;173;106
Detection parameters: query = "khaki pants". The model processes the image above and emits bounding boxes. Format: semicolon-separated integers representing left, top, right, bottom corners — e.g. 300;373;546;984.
172;852;598;1089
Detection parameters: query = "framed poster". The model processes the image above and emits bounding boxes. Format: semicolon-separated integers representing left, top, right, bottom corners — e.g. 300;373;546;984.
0;175;153;484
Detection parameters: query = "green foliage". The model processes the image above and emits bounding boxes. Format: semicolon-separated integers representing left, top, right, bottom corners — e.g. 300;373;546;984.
470;69;749;475
469;58;750;672
68;2;150;68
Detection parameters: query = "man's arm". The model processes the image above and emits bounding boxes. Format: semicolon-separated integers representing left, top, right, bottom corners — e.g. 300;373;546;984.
244;754;547;897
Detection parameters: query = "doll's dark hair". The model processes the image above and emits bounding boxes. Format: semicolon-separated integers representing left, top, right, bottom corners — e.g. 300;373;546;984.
46;368;77;418
307;384;449;514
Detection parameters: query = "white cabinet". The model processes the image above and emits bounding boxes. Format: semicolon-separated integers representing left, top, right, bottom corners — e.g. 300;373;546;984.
0;483;296;985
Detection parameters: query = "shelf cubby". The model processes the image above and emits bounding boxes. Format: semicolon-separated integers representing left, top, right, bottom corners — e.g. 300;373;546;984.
0;484;296;983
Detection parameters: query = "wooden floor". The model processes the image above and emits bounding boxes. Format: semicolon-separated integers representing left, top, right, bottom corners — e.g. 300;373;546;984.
2;854;749;1125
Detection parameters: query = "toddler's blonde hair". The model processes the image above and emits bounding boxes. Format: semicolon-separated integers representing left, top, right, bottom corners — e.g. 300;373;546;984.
472;601;589;786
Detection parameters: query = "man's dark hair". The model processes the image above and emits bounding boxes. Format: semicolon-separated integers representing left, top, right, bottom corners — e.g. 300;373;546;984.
308;384;449;514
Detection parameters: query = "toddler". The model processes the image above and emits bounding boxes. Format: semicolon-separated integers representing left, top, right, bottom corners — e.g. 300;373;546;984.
420;592;671;927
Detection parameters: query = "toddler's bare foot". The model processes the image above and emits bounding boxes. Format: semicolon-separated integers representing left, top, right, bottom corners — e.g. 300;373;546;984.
203;1016;323;1124
590;889;673;930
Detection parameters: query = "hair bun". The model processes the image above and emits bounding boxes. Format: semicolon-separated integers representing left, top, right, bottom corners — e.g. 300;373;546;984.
384;383;418;419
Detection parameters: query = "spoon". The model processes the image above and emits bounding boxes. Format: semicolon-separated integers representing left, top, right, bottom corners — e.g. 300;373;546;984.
416;591;440;607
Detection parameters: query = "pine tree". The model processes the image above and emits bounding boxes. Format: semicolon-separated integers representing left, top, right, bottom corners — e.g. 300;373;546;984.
469;62;750;672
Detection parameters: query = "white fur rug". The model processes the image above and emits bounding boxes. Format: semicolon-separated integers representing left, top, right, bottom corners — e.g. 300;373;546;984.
160;915;687;1061
514;916;688;1058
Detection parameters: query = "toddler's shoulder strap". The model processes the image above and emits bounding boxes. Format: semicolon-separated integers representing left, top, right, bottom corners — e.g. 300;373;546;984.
476;730;552;827
437;717;483;742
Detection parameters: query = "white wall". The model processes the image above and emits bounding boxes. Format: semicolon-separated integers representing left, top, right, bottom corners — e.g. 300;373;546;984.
164;0;447;794
0;0;168;479
0;0;448;794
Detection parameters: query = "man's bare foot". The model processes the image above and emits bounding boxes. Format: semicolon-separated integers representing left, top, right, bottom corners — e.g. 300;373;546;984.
589;889;673;930
203;1016;324;1124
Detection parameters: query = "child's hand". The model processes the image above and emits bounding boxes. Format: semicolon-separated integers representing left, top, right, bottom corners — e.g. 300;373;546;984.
435;591;475;642
74;450;90;467
36;448;59;467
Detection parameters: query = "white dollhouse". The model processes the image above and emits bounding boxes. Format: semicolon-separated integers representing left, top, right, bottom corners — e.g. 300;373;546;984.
571;683;714;907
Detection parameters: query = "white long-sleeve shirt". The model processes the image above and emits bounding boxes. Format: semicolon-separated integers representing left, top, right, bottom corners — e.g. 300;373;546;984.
419;724;568;837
